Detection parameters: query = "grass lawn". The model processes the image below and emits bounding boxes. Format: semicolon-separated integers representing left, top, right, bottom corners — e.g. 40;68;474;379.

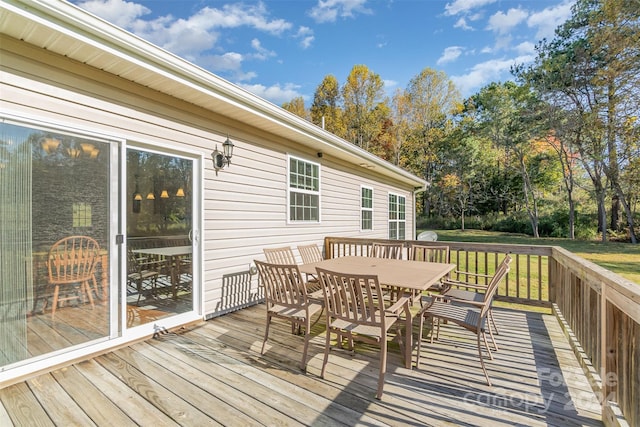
433;229;640;285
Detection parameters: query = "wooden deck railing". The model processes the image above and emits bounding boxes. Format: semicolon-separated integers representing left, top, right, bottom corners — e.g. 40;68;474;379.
323;236;639;427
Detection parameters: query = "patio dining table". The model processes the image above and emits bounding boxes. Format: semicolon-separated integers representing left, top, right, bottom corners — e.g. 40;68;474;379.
298;255;456;294
299;255;457;366
132;245;192;299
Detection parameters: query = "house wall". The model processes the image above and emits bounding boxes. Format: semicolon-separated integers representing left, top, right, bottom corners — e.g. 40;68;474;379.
1;34;416;318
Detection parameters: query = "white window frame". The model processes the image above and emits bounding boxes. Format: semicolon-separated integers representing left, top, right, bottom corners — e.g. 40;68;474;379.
388;192;406;240
287;154;321;223
360;185;373;231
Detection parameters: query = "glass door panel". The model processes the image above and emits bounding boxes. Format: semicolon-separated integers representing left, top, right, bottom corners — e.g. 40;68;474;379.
0;121;111;369
126;148;193;328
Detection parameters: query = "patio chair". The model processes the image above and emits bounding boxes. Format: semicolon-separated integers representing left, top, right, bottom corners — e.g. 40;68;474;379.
254;260;323;371
371;242;405;301
407;243;451;303
127;247;159;305
415;254;512;386
263;246;297;264
315;267;412;400
297;243;323;264
46;236;101;319
438;254;512;335
371;242;404;259
409;243;450;264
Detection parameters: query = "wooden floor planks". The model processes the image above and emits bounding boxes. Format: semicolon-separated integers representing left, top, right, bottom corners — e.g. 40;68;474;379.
1;304;603;426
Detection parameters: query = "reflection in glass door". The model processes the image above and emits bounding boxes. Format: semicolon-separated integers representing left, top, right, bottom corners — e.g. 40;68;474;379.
126;148;194;328
0;121;111;370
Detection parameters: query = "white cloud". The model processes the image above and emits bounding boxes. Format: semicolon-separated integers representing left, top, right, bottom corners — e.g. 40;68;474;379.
238;82;305;105
308;0;372;23
454;17;473;30
249;39;276;61
76;0;292;61
295;26;315;49
76;0;149;29
514;41;536;55
437;46;464;65
528;0;575;41
444;0;496;16
451;54;534;96
487;8;528;35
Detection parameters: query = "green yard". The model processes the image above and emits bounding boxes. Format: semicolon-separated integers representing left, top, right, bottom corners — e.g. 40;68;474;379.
433;229;640;285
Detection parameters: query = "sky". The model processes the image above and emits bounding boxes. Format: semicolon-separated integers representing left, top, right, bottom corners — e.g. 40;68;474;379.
72;0;577;106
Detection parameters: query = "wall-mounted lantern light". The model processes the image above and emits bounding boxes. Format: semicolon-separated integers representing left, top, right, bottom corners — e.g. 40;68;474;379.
211;135;234;175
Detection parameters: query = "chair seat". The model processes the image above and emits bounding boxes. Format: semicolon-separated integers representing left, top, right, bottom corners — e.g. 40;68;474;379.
269;302;323;320
445;288;485;303
421;299;487;332
331;312;399;340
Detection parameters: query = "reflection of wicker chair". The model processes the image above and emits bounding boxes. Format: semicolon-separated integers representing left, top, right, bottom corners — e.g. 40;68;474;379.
316;267;412;400
47;236;101;319
255;260;323;371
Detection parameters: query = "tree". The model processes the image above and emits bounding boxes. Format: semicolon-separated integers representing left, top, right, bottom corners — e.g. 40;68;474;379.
282;96;309;120
310;75;345;137
341;65;386;150
395;68;461;216
517;0;640;242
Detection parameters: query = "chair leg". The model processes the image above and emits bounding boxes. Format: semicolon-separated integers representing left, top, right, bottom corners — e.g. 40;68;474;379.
416;313;425;368
489;309;499;335
261;314;272;355
321;327;332;379
376;338;388;400
300;318;311;371
51;285;60;319
477;331;492;386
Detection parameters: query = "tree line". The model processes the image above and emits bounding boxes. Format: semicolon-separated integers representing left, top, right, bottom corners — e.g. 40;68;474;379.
282;0;639;242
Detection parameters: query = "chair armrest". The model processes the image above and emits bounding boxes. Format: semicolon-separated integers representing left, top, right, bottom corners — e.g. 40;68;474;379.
440;295;485;307
453;270;491;279
442;279;489;291
386;295;411;315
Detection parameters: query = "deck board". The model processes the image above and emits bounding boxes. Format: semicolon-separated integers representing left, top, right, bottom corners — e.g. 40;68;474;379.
1;304;603;426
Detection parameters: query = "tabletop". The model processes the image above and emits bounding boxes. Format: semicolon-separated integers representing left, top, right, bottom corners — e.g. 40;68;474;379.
132;245;192;257
299;256;456;291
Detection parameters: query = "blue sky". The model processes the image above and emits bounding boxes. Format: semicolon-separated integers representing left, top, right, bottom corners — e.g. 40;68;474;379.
73;0;576;106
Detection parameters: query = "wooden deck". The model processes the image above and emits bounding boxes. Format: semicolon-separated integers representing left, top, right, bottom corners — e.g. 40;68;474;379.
0;304;603;426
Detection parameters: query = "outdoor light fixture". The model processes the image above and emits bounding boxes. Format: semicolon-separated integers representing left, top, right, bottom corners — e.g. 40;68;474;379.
211;135;234;175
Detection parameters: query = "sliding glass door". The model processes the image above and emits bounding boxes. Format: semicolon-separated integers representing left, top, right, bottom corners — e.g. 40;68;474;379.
0;121;112;368
125;148;195;328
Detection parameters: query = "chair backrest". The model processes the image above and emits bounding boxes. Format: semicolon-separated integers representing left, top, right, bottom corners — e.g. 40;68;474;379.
297;244;323;264
370;242;403;259
315;267;387;329
48;236;100;284
254;260;308;310
409;244;450;263
478;254;512;316
263;246;297;264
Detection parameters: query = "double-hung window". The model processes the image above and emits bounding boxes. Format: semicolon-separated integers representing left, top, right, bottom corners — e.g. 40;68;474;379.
361;186;373;231
388;193;406;239
288;155;320;222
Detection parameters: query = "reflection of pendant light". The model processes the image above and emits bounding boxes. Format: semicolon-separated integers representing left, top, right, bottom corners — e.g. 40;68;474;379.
134;193;143;201
41;138;60;154
146;192;155;200
160;190;169;199
176;187;185;197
